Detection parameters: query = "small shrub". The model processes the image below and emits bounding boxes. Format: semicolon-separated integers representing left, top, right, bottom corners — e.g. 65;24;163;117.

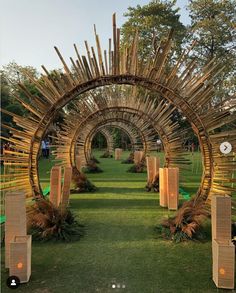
90;156;100;164
127;157;146;173
121;152;134;164
146;174;159;192
27;199;85;242
83;160;103;173
71;167;97;192
155;199;210;242
100;151;113;158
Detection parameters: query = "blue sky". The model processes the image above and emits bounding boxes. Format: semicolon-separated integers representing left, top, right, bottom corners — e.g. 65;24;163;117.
0;0;190;72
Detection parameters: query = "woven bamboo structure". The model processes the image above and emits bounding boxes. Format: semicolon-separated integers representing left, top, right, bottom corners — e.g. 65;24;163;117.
0;13;235;205
92;128;114;155
85;123;141;161
76;122;143;164
52;85;188;174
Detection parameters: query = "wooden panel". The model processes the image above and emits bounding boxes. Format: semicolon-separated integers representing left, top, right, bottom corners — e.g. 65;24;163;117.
212;239;235;289
5;192;26;268
146;156;156;184
9;235;32;283
155;157;160;177
76;155;82;172
211;195;231;241
61;166;72;209
166;167;179;210
134;151;143;165
159;168;168;207
49;166;62;207
115;148;122;160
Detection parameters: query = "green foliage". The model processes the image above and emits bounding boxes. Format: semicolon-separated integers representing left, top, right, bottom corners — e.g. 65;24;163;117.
187;0;236;98
92;132;107;149
27;199;85;242
121;0;186;59
146;174;159;192
127;159;146;173
155;199;210;242
121;152;134;164
71;167;97;193
83;160;103;174
1;62;40;137
90;156;100;164
100;151;113;158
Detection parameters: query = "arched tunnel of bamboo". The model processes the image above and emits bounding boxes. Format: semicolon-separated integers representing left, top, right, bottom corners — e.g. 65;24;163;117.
1;13;235;206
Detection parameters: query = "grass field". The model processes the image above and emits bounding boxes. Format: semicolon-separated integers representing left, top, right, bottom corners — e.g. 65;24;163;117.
1;151;235;293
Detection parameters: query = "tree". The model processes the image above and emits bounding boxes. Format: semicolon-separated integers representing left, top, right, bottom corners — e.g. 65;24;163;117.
2;61;39;86
1;62;40;137
187;0;236;100
121;0;186;59
1;71;25;137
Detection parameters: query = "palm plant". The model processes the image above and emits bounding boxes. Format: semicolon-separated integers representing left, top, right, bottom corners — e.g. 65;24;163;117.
146;174;159;192
121;152;134;164
27;199;84;242
71;167;97;192
100;151;113;158
83;160;103;173
156;199;210;242
127;157;146;173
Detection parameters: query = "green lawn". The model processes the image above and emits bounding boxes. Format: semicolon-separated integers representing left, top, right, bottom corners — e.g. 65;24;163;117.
1;151;235;293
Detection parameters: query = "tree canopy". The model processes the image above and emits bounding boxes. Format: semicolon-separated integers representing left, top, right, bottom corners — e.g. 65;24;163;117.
121;0;186;59
187;0;236;98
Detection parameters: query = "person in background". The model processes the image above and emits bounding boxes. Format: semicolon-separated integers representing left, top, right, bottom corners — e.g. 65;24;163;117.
41;140;46;158
45;140;50;159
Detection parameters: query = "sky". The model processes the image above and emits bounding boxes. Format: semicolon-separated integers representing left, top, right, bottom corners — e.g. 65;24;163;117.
0;0;190;72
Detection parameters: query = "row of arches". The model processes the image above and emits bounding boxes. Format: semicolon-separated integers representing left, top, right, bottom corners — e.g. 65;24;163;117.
1;14;235;207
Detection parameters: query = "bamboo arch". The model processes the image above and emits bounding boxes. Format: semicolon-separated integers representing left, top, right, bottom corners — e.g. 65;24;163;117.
53;102;187;174
85;123;143;161
1;14;235;203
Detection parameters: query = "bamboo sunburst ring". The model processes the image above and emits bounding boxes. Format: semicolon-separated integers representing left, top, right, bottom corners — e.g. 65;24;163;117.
85;123;142;161
0;13;235;203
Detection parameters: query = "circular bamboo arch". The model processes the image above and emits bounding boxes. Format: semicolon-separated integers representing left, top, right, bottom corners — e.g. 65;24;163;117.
94;128;114;155
54;112;153;168
72;122;142;168
53;102;187;175
1;14;235;203
85;123;143;161
78;118;150;165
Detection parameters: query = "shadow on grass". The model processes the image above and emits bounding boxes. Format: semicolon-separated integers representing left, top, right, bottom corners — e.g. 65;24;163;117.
93;186;147;194
70;198;158;210
92;179;147;182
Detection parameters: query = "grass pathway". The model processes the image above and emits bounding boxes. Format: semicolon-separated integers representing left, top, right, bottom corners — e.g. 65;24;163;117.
1;151;230;292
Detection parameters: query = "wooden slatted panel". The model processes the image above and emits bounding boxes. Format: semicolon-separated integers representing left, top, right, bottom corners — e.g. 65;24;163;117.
5;192;26;268
61;166;72;209
9;235;31;283
159;168;168;207
212;239;235;289
49;166;62;207
166;167;179;210
211;195;231;241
